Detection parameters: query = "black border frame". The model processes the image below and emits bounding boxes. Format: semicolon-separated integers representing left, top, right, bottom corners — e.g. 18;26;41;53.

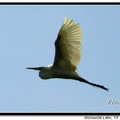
0;2;120;5
0;2;120;115
0;113;120;115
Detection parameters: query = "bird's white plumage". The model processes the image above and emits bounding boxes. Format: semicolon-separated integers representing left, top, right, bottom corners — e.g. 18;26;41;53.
54;17;82;72
27;17;108;91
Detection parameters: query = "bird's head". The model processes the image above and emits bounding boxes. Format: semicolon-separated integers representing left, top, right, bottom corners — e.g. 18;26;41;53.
26;66;52;79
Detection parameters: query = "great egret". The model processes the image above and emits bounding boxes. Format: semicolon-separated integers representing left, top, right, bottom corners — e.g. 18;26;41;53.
26;17;108;91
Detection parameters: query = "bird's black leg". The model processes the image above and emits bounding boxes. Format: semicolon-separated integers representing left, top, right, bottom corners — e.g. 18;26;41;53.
76;76;109;91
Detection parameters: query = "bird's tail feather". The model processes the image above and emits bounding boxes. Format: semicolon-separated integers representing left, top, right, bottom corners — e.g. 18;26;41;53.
77;77;109;91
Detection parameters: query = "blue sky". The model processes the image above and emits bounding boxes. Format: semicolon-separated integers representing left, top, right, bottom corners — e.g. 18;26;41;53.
0;5;120;113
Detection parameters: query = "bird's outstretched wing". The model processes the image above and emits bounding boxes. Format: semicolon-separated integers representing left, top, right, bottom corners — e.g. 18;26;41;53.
53;17;82;72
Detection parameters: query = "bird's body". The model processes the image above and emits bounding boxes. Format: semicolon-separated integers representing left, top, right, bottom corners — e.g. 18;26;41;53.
28;65;77;80
27;17;108;91
39;66;79;80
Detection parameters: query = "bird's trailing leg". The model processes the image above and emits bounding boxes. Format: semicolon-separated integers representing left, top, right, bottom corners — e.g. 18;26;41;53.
76;76;109;91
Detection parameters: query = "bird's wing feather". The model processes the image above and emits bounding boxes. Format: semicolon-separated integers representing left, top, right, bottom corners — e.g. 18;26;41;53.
53;17;82;72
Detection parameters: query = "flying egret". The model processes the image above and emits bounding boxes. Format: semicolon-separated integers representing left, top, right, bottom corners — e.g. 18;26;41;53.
26;17;108;91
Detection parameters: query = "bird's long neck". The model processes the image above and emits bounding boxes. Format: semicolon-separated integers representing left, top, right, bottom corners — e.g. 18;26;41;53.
74;76;109;91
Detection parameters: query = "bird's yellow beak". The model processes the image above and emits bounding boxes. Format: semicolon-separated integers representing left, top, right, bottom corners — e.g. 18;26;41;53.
26;67;41;70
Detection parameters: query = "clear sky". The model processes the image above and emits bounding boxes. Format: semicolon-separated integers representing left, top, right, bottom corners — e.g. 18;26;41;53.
0;5;120;113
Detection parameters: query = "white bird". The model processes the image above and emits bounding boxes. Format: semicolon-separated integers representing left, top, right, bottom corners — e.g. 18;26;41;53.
26;17;108;91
